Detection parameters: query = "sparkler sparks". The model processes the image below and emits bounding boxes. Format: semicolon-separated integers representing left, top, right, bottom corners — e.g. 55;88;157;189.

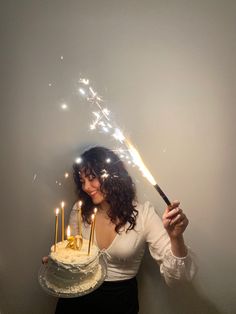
101;169;109;180
75;157;82;164
78;78;171;206
124;139;156;185
61;103;68;110
32;173;37;182
112;128;125;143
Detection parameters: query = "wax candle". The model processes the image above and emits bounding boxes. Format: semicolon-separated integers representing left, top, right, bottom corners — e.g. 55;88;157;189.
77;200;82;236
88;214;95;255
92;207;97;245
54;208;60;252
61;201;65;241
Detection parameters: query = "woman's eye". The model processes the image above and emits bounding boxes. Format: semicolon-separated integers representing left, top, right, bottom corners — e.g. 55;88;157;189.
88;175;95;181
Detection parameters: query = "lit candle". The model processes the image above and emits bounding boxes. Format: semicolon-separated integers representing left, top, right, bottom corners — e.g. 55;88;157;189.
77;200;82;236
66;225;78;249
88;214;95;255
67;225;71;238
92;208;97;245
61;201;65;241
54;208;60;252
76;201;83;251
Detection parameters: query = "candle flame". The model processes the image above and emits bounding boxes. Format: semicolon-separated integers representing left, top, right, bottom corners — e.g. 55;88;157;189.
94;207;97;214
67;225;71;238
61;201;65;208
79;200;82;208
55;208;60;215
125;139;157;186
91;213;95;222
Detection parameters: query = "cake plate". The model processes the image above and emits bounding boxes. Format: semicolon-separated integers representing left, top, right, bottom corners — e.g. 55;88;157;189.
38;254;107;298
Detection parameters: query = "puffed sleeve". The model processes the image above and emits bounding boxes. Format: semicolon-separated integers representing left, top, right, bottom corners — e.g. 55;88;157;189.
142;202;197;286
68;202;79;236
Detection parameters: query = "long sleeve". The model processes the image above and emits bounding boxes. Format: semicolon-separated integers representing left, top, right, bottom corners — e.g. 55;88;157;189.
142;202;197;286
67;201;197;283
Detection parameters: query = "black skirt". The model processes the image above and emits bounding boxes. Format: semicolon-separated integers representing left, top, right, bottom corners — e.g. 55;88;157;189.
55;277;139;314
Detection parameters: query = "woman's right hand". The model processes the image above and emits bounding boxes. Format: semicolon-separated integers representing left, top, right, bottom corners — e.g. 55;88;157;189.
42;256;49;264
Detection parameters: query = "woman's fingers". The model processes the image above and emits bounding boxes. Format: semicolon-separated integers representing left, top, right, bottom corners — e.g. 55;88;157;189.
169;213;186;226
165;207;182;219
175;216;189;230
162;200;189;236
168;200;180;210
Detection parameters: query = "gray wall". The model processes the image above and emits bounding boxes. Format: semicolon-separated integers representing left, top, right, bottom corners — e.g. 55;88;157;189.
1;1;235;313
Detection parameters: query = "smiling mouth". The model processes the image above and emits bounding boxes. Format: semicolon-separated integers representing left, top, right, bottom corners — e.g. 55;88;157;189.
90;191;98;197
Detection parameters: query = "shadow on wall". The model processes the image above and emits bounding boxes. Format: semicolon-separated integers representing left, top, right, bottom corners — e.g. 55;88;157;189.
138;249;221;314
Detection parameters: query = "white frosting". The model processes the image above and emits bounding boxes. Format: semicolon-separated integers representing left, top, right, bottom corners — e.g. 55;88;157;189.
45;265;102;294
50;238;98;268
45;239;102;294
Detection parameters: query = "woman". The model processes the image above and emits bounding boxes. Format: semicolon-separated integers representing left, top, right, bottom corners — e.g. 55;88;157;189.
55;146;197;314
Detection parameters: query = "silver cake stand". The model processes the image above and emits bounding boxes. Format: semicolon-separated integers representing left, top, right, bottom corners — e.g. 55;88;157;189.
38;254;107;298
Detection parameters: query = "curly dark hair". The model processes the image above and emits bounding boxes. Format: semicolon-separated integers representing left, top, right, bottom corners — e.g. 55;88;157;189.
73;146;138;233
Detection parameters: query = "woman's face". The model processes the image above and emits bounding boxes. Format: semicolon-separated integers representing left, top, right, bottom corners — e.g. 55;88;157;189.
80;171;105;205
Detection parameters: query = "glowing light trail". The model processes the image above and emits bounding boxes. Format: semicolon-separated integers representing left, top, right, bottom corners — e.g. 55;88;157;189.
78;78;171;206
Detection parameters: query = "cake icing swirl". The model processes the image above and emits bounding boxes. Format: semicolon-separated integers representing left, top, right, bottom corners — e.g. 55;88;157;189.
44;239;102;294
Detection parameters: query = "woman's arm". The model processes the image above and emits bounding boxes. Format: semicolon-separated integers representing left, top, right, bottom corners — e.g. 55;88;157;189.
162;201;189;257
143;202;197;285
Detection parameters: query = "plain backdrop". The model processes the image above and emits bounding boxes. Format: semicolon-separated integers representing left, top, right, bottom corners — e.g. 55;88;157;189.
0;1;235;313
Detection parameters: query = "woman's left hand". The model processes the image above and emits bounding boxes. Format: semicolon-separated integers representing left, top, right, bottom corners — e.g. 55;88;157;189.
162;201;189;239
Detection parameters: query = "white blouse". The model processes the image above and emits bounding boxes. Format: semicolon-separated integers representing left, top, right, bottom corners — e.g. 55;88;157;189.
69;201;197;285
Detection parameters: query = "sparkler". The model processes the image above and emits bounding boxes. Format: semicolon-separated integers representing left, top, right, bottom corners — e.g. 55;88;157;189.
124;139;171;206
78;78;171;206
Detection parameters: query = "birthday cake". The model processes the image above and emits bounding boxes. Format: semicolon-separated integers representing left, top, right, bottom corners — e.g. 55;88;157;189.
44;238;102;294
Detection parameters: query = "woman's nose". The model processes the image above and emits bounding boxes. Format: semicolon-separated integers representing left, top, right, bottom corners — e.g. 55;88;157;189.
83;179;91;192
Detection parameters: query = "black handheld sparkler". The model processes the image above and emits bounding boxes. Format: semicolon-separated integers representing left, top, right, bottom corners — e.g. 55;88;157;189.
154;184;171;206
78;79;172;208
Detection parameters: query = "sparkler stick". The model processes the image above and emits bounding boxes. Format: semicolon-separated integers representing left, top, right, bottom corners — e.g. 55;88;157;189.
125;139;171;206
153;184;171;206
78;78;171;206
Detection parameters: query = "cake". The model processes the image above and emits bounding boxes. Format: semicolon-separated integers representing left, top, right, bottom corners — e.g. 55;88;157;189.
44;238;102;294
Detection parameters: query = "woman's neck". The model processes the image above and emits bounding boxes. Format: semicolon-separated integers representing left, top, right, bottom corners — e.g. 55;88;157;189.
98;200;110;214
